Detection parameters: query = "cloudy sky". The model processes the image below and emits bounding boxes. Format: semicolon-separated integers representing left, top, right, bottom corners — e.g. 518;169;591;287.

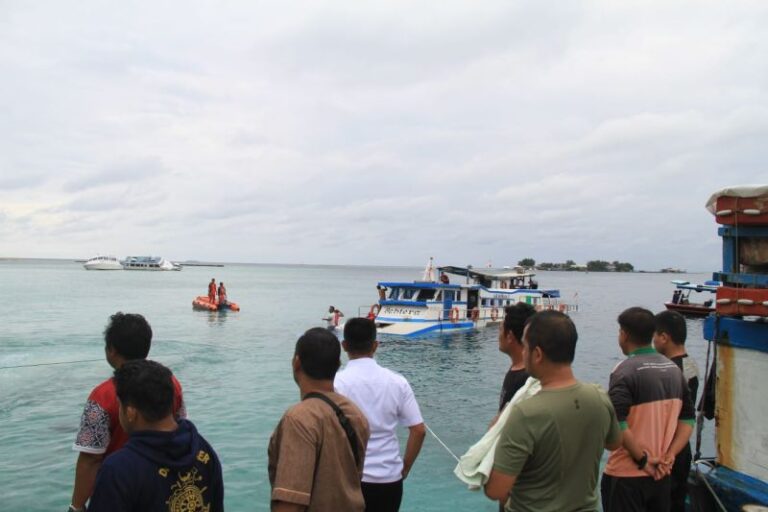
1;1;765;270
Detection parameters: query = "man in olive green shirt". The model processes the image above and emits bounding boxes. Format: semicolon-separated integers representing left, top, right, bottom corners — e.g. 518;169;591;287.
485;311;622;512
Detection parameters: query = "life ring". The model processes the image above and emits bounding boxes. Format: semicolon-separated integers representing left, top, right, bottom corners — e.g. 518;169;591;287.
470;307;480;321
450;307;460;323
491;307;499;321
558;303;567;313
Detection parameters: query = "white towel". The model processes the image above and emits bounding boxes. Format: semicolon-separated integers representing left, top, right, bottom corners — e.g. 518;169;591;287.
453;377;541;489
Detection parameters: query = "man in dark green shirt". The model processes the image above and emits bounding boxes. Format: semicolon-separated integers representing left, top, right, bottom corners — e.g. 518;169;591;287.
484;311;622;512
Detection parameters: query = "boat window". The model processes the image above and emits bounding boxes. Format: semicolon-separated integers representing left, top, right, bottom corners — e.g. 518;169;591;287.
388;288;399;300
402;288;416;300
434;290;442;301
417;289;436;301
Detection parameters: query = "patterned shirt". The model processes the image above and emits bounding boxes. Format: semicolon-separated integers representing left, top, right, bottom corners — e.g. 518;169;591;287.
73;375;185;456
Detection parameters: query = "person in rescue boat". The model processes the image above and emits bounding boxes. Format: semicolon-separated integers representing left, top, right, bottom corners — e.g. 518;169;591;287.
208;278;217;305
218;282;227;306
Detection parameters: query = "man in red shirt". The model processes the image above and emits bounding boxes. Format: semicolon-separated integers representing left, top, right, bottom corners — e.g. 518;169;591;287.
68;312;185;512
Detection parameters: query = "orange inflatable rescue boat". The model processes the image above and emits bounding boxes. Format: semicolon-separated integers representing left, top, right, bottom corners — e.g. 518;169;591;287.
192;296;240;312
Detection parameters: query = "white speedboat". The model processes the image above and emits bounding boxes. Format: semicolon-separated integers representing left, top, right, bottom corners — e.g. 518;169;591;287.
121;256;181;271
368;259;575;337
83;255;123;270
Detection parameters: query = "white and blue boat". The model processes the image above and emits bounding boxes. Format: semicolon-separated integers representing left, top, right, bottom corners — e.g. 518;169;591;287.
121;256;181;271
370;259;573;337
691;185;768;510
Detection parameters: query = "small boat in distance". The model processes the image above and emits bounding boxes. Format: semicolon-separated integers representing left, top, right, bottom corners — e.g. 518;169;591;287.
664;279;720;317
192;296;240;312
121;256;181;271
83;255;123;270
368;259;575;337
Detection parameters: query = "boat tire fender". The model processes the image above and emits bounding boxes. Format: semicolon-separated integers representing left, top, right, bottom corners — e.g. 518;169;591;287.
450;307;460;323
470;307;480;321
491;307;499;321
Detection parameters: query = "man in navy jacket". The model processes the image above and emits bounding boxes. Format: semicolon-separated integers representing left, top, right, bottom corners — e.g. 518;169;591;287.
88;360;224;511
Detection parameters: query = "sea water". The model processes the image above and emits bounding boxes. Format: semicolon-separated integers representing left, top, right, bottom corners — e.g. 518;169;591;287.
0;259;716;511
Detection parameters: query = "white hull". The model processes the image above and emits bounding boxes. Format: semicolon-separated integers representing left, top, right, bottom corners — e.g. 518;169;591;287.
84;261;123;270
83;256;123;270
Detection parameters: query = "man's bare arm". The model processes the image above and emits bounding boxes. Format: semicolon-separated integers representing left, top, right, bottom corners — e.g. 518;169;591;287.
401;423;426;479
71;452;104;509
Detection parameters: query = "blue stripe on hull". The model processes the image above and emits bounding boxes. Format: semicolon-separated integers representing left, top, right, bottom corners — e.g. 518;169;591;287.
380;321;475;337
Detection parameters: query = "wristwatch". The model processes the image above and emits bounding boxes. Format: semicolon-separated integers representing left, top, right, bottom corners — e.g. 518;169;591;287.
634;451;648;470
68;505;84;512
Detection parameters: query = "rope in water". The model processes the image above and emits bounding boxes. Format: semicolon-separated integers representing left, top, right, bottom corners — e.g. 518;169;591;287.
425;423;461;463
0;339;244;371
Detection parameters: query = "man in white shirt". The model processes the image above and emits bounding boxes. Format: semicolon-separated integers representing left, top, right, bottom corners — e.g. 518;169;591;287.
335;318;426;512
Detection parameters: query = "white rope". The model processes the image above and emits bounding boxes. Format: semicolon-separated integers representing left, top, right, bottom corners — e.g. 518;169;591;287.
425;423;460;463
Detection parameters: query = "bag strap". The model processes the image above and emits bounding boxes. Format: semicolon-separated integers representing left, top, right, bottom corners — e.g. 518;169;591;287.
303;392;360;466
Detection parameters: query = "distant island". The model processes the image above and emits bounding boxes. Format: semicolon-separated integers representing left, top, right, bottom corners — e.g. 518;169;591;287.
517;258;635;272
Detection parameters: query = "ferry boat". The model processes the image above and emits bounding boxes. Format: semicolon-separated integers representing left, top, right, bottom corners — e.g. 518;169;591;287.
83;255;123;270
369;260;574;337
690;185;768;510
121;256;181;271
664;279;719;317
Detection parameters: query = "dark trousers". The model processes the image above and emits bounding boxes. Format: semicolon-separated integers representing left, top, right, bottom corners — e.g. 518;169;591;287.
601;474;671;512
671;444;693;512
361;480;403;512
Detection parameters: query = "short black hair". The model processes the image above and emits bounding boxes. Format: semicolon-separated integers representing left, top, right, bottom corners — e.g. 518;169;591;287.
295;327;341;380
655;310;687;345
114;360;174;423
503;302;537;343
104;312;152;360
618;307;655;345
524;311;577;364
344;318;376;354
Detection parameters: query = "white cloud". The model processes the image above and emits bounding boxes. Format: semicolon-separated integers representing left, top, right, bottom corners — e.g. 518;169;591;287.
1;0;767;270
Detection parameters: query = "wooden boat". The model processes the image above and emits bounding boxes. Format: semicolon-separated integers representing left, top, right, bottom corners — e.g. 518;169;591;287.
192;296;240;312
693;185;768;510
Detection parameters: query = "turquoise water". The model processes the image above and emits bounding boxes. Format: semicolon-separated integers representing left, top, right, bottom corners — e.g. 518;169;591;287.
0;260;716;510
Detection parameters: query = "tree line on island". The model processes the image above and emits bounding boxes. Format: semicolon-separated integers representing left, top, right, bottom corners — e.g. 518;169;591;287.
516;258;634;272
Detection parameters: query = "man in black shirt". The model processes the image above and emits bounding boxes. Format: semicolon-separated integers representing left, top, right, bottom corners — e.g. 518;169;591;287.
497;303;537;412
654;310;700;512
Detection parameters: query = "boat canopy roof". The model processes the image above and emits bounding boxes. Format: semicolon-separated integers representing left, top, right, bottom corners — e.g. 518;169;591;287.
671;280;721;292
378;281;461;289
438;265;535;279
